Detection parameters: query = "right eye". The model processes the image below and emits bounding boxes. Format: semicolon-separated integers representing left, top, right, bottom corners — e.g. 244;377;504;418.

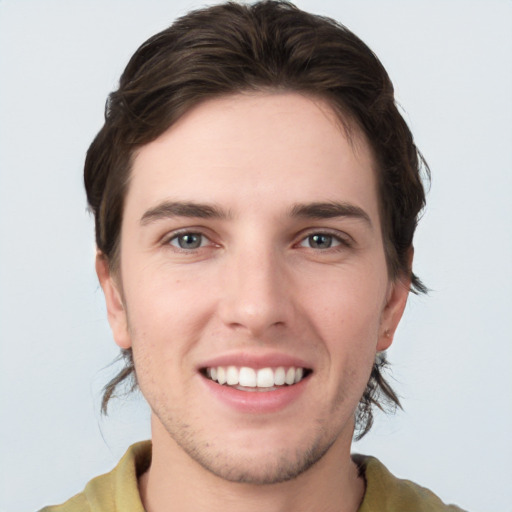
168;232;207;250
300;233;340;250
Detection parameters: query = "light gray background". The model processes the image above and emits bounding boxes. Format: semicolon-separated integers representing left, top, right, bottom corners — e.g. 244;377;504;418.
1;1;511;511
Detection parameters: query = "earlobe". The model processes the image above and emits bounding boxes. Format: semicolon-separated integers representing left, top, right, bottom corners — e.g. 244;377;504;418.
95;252;132;349
377;248;414;351
377;276;411;352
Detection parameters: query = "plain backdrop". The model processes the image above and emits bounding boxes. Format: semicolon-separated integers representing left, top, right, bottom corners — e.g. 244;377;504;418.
1;1;511;511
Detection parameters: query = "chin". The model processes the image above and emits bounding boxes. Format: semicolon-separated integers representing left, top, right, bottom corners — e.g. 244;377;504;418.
169;424;338;485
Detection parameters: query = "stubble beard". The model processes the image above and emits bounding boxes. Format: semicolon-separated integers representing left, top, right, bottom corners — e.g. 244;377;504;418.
136;368;355;485
146;373;354;486
130;322;357;486
155;408;340;485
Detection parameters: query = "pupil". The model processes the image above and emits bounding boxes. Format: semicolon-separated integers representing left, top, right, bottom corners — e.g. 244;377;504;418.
310;234;331;248
179;233;201;249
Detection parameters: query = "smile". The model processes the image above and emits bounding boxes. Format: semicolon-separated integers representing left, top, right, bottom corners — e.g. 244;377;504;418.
204;366;311;390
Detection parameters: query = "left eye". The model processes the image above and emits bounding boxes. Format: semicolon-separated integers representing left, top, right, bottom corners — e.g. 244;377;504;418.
169;232;206;250
299;233;341;249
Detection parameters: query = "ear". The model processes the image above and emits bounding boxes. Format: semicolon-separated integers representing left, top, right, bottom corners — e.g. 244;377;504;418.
377;249;413;352
95;252;132;349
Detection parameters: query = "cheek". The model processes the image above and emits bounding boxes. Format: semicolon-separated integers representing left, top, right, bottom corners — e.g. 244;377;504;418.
124;257;211;315
302;264;388;338
121;261;220;361
299;262;388;393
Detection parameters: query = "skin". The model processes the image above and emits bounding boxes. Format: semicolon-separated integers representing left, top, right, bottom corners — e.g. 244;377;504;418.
97;92;410;512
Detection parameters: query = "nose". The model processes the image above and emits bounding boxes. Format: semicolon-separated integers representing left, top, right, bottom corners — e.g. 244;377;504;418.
218;245;293;337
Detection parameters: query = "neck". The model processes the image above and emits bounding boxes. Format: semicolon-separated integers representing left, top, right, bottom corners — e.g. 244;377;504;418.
139;416;365;512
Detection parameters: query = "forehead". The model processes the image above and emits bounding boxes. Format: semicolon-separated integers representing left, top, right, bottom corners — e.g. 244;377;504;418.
126;92;379;222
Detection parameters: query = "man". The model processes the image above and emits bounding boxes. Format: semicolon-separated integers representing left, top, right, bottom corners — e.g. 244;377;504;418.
40;1;465;510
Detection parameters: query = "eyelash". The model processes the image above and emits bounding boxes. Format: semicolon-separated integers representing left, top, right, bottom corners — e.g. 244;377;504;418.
165;230;213;251
163;229;352;253
297;231;352;250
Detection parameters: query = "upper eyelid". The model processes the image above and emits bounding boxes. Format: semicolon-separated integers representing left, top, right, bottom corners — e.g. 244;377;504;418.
158;226;354;246
295;227;354;244
161;226;214;242
168;232;210;250
164;231;218;254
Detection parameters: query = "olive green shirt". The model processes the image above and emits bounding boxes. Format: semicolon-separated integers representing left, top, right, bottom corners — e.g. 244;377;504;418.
40;441;466;512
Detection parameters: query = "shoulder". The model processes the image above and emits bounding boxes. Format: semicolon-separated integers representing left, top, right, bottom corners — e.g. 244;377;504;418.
353;454;467;512
39;493;90;512
37;441;151;512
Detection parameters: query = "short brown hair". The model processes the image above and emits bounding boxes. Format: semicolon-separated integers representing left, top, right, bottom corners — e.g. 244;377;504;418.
85;0;429;439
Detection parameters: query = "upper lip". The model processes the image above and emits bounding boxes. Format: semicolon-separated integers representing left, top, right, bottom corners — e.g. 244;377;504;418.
198;351;313;371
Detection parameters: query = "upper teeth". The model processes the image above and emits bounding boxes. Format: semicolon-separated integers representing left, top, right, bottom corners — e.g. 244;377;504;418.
207;366;305;388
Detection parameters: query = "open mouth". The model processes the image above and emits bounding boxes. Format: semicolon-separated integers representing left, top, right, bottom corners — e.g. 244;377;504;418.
201;366;312;391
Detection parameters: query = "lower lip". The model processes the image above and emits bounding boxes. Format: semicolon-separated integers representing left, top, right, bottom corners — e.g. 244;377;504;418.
200;374;309;414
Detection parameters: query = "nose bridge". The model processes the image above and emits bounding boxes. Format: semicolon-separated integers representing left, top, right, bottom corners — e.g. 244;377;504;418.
219;237;290;335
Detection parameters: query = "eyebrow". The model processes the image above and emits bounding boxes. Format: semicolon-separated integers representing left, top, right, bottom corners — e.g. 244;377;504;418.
140;199;372;227
140;201;230;225
289;201;372;227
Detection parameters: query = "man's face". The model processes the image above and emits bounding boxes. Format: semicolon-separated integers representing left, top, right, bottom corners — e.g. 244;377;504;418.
99;93;409;483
